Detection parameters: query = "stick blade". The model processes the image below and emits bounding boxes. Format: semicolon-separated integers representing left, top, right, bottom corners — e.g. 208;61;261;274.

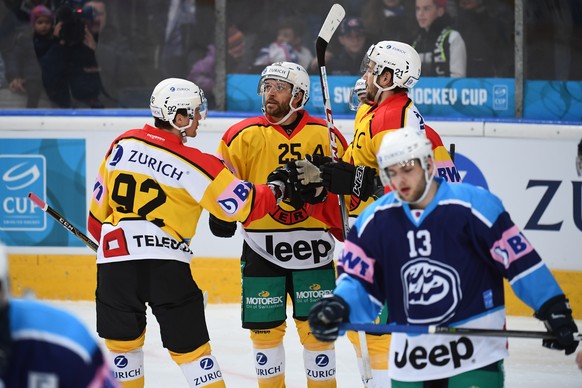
317;3;345;43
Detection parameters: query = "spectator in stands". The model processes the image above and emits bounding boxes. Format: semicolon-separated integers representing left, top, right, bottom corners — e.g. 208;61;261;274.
159;0;197;78
40;2;104;108
412;0;467;77
159;0;215;82
361;0;416;45
324;16;369;76
328;17;369;75
83;0;144;107
187;24;253;109
455;0;513;77
4;4;51;108
253;17;313;71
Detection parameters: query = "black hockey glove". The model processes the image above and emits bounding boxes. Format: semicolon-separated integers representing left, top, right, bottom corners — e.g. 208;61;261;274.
534;294;579;355
298;184;328;204
267;165;304;209
209;213;237;238
308;295;350;342
320;160;377;201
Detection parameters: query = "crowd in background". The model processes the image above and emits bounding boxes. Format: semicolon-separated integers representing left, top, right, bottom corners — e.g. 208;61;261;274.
0;0;581;109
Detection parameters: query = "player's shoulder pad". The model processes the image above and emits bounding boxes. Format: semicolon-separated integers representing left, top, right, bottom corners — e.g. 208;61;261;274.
424;124;445;148
191;151;230;180
370;95;412;137
10;299;99;353
222;116;268;146
352;191;400;236
442;181;505;224
302;112;348;148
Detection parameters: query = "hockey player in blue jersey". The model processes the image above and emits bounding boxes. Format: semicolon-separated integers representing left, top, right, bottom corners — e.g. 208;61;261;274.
308;127;579;386
0;242;119;387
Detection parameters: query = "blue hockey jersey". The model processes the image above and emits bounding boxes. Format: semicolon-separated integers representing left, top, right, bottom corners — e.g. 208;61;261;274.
1;299;118;388
333;177;564;381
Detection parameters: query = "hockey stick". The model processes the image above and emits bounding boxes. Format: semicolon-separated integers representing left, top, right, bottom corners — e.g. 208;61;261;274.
317;6;373;383
341;322;582;340
316;4;350;241
28;192;98;252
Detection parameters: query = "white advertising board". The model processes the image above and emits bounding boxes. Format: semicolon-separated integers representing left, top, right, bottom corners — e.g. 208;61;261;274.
1;114;581;271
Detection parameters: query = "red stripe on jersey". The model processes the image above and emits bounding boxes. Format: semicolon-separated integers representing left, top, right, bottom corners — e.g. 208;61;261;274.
425;124;444;149
88;212;102;242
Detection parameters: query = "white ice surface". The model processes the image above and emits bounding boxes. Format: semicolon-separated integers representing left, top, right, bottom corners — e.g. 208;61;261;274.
46;301;582;388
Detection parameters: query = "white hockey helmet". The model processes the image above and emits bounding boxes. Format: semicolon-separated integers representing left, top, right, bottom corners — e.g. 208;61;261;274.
258;62;310;124
377;127;434;203
361;41;421;91
349;78;367;111
150;78;208;123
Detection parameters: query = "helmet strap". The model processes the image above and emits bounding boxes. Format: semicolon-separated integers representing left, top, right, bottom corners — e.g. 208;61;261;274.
372;75;397;103
261;90;303;126
170;119;193;144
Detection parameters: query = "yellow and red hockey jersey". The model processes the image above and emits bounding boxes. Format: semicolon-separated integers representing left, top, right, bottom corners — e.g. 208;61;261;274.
217;112;348;269
88;124;277;264
345;92;461;217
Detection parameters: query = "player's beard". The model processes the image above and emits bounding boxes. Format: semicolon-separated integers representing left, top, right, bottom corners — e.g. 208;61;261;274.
265;100;291;121
404;179;427;203
366;85;378;102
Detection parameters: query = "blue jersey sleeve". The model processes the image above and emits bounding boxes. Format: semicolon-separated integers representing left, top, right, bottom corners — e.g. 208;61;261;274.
455;184;564;311
334;274;382;324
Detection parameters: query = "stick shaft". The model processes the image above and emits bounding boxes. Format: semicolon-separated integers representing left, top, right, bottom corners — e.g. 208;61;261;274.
341;322;581;340
28;192;98;252
316;4;349;240
449;143;456;163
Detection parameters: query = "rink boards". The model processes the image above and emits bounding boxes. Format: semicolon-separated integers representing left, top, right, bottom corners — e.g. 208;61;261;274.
1;112;581;318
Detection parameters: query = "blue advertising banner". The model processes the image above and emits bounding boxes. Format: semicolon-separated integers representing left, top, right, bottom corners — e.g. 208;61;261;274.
227;74;515;118
523;81;582;121
410;78;514;118
0;139;86;247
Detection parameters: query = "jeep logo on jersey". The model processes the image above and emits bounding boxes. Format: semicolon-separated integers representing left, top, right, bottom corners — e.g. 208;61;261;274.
265;235;332;264
401;258;461;324
394;337;474;370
